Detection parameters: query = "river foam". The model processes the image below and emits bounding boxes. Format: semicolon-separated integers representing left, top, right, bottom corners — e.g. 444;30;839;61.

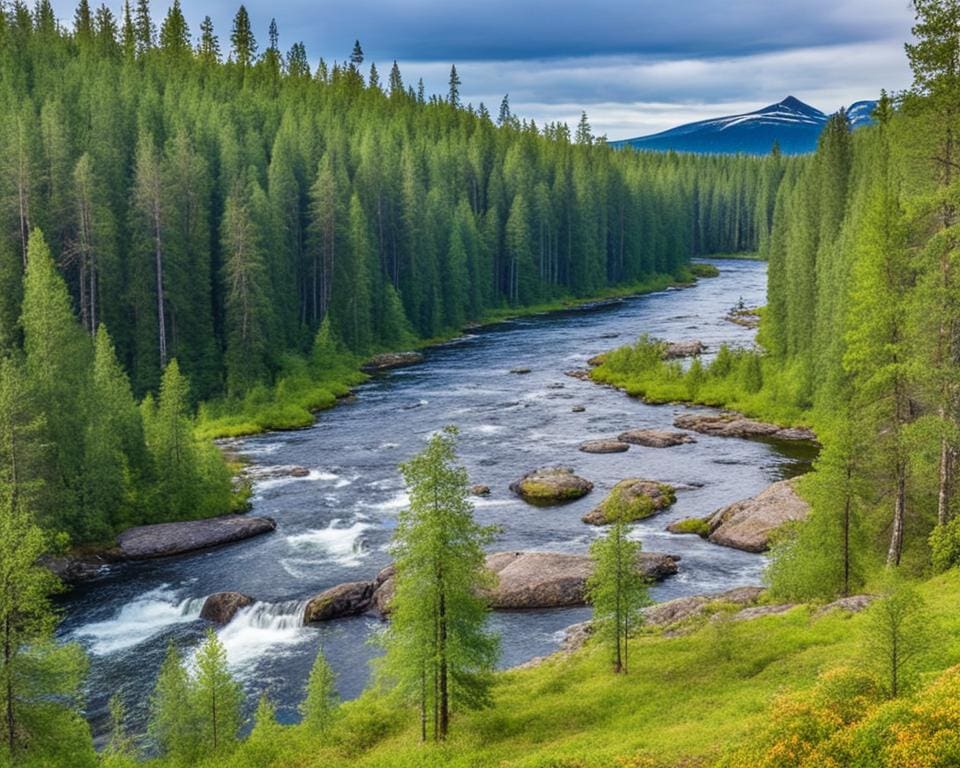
71;586;203;655
214;599;312;669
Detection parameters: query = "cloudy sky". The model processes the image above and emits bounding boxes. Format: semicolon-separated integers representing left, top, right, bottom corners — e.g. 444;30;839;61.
55;0;916;139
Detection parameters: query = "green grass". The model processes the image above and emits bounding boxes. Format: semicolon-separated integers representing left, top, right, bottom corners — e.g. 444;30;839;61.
195;355;368;440
690;263;721;278
669;517;711;537
590;337;814;430
475;271;694;327
187;570;960;768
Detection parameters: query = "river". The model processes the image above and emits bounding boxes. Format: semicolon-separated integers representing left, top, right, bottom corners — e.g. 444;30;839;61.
58;258;815;739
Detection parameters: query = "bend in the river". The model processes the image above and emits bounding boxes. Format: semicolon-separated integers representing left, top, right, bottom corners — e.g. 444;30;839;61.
58;258;815;739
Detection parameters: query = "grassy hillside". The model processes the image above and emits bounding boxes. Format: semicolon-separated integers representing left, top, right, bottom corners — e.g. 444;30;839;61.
163;571;960;768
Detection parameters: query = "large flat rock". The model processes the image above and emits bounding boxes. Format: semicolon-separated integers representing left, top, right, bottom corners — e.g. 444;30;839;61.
617;429;696;448
361;351;424;372
704;479;809;552
642;586;765;627
483;550;679;609
116;514;276;559
371;550;678;615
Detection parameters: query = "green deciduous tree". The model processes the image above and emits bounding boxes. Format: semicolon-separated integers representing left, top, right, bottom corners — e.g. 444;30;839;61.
587;518;651;673
862;577;934;697
193;628;243;756
0;360;95;766
301;647;339;733
378;426;499;741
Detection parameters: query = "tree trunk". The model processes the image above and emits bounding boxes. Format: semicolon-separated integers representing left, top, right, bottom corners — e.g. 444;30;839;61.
843;475;851;597
887;464;906;567
938;435;952;527
438;590;448;740
153;201;167;369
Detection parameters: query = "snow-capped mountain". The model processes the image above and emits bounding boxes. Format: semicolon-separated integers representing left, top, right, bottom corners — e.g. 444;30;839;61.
612;96;877;155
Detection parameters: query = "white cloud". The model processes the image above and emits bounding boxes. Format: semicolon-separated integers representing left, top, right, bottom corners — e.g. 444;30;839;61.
402;40;912;138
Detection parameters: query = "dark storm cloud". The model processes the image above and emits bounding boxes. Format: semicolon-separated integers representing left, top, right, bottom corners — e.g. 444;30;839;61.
202;0;909;62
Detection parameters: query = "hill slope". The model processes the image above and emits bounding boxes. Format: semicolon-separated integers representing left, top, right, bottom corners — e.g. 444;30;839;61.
613;96;876;155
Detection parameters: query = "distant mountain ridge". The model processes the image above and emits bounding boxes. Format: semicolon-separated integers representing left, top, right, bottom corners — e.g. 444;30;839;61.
612;96;877;156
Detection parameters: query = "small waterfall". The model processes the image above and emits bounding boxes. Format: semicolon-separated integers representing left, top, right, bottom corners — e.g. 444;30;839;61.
234;599;310;631
179;596;207;617
215;599;313;668
72;586;205;655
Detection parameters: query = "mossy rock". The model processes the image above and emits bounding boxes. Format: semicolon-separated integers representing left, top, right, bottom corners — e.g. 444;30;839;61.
510;467;594;505
666;516;711;537
582;479;676;525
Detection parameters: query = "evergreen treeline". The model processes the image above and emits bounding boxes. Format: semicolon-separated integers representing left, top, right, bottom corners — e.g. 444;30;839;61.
760;0;960;589
595;0;960;597
0;0;787;411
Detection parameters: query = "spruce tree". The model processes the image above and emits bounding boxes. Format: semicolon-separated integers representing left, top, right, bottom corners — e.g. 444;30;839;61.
448;64;461;107
21;229;92;536
230;5;256;68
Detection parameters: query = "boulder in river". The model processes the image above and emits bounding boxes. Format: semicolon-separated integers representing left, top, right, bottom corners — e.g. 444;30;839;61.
565;369;591;381
579;439;628;454
581;479;676;525
484;550;679;609
681;478;809;553
572;405;586;413
373;550;678;615
471;484;491;496
510;467;593;504
509;367;532;374
200;592;255;624
304;581;375;623
617;429;696;448
41;550;124;582
244;464;312;481
673;411;816;442
116;514;277;559
662;340;707;359
360;351;425;372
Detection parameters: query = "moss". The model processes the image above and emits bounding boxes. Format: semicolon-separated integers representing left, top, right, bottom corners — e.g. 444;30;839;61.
670;517;711;537
519;480;588;501
596;481;677;523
